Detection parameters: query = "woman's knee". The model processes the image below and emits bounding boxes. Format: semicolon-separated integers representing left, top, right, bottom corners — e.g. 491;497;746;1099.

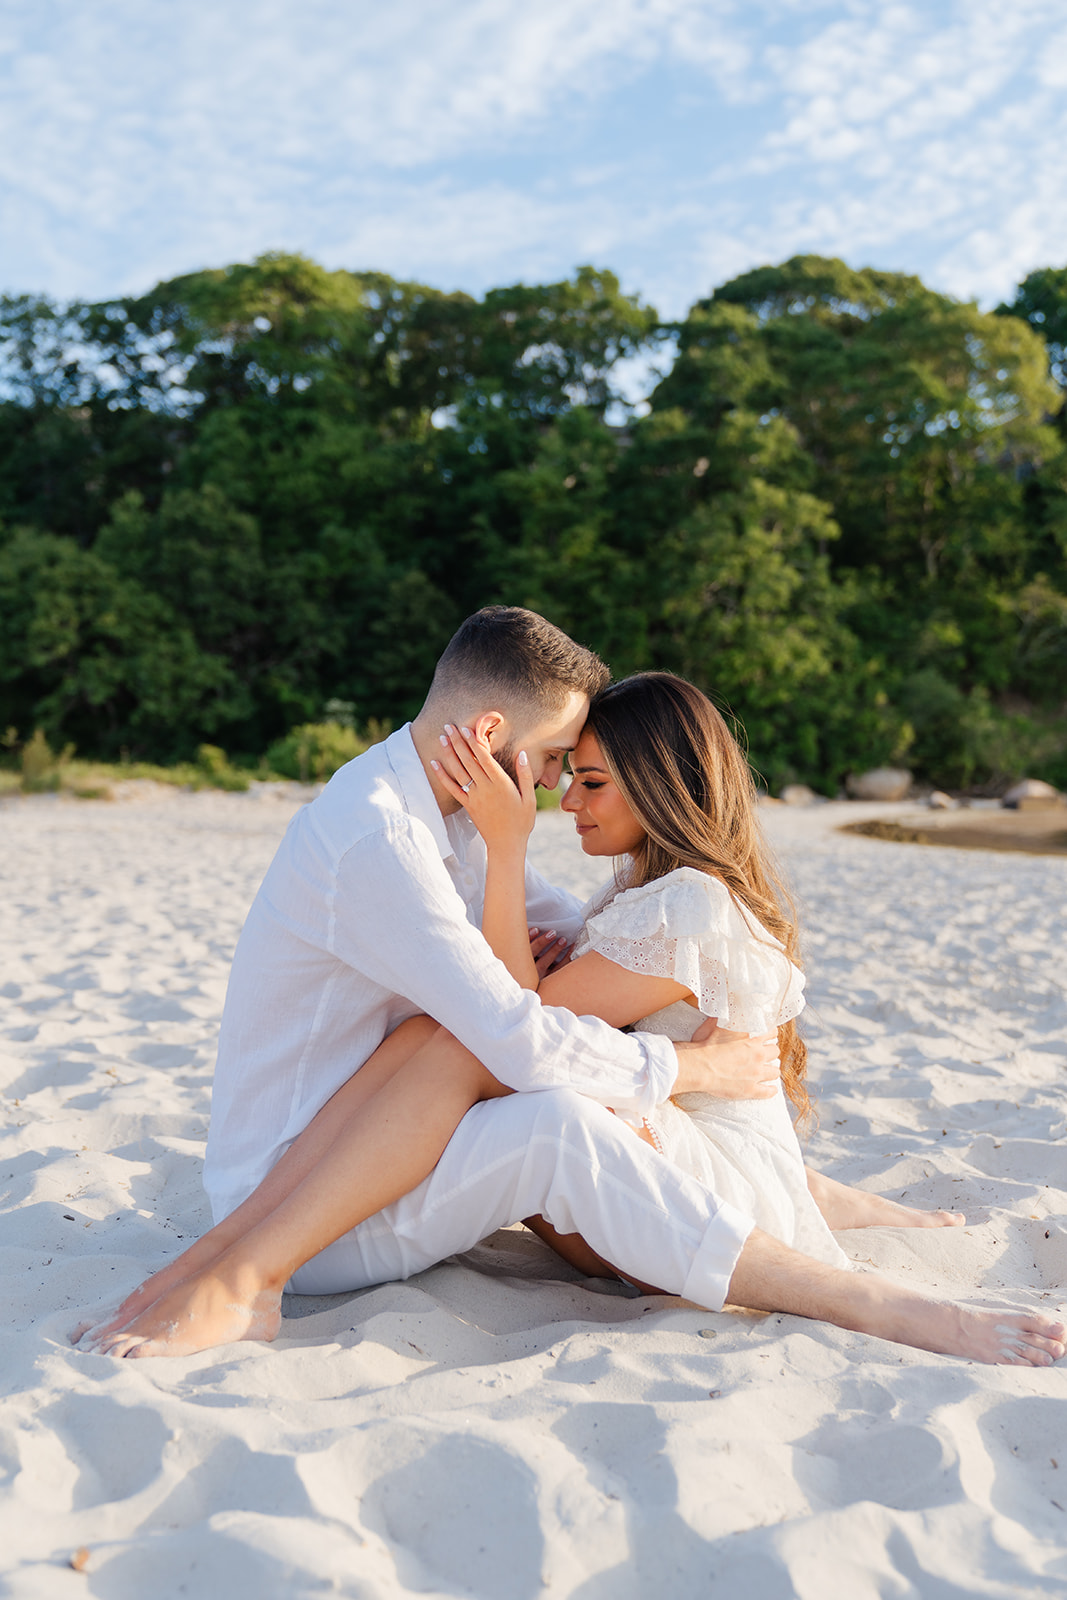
390;1015;439;1051
420;1027;511;1101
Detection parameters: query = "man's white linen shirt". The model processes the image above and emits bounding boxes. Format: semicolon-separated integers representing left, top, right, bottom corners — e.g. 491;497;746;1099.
204;725;679;1221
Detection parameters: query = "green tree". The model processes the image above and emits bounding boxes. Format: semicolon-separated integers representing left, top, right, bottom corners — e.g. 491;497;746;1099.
2;251;1066;789
669;257;1060;586
999;266;1067;393
645;257;1067;785
0;527;226;758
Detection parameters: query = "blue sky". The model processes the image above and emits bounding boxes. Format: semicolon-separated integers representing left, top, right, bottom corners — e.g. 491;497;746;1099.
3;0;1066;322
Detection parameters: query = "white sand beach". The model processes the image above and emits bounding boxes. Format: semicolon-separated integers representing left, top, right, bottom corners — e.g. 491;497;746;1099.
2;788;1066;1597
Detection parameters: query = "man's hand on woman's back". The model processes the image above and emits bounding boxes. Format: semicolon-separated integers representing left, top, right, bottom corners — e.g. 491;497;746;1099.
673;1017;781;1099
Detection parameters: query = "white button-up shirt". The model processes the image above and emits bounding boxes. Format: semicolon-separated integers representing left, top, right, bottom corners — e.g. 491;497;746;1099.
204;725;678;1220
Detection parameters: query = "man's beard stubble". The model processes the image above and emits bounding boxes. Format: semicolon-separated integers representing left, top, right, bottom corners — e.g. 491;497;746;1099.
494;737;519;786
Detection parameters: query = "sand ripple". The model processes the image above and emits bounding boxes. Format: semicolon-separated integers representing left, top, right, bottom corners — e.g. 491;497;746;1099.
2;793;1066;1595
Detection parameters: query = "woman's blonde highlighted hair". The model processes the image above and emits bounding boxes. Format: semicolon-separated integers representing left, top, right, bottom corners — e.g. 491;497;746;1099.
585;672;811;1124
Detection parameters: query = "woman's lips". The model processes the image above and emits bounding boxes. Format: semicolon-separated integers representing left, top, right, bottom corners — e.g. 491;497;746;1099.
575;823;595;834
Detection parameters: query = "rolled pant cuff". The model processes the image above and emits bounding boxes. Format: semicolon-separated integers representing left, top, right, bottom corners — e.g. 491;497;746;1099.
680;1201;755;1311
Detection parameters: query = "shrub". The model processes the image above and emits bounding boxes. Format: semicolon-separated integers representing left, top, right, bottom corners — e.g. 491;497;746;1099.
897;670;1067;790
21;729;74;793
266;721;367;784
196;744;250;792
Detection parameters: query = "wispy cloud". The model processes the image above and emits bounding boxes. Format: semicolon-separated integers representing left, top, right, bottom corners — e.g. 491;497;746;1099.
0;1;1064;312
742;0;1067;302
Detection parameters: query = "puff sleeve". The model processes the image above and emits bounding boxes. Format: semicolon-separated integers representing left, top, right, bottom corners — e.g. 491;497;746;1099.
574;868;804;1033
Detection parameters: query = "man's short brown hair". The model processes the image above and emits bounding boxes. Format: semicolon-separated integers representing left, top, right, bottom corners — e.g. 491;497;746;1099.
426;606;609;722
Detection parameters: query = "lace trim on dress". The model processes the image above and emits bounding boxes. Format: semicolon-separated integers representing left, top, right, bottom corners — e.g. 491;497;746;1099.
574;867;804;1035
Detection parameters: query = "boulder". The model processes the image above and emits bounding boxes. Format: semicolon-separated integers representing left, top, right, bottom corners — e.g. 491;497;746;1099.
846;767;913;802
779;784;817;806
927;790;957;810
1002;778;1061;810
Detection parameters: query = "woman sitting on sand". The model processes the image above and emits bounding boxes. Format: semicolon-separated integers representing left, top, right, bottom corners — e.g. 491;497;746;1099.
76;675;1064;1369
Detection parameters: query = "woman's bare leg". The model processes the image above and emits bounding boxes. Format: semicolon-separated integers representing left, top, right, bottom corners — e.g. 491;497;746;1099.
522;1122;665;1292
74;1016;442;1342
522;1214;665;1295
805;1167;965;1229
76;1022;505;1353
73;1016;442;1343
522;1215;618;1281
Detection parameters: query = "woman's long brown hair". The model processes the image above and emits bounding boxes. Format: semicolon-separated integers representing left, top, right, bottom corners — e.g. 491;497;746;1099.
585;672;811;1124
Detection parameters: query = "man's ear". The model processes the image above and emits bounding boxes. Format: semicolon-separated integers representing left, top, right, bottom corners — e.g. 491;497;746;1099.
472;711;506;745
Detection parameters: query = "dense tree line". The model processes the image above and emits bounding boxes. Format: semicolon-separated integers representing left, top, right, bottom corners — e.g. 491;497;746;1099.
1;252;1065;792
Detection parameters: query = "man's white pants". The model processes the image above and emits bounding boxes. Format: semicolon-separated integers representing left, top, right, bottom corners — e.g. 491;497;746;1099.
287;1088;754;1311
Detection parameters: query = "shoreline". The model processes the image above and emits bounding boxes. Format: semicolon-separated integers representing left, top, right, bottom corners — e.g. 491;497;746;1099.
840;806;1067;856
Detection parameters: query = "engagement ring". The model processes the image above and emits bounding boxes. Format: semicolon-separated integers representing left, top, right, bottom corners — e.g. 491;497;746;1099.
461;781;473;793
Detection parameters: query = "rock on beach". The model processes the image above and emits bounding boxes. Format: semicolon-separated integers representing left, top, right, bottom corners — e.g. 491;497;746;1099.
1003;777;1062;810
845;767;913;801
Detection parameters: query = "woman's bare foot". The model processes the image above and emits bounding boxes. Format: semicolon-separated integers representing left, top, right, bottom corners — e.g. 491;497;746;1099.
806;1168;965;1230
75;1259;282;1359
69;1234;231;1346
72;1015;451;1347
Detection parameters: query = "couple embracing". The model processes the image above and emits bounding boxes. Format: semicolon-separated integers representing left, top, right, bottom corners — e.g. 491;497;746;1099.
76;608;1064;1369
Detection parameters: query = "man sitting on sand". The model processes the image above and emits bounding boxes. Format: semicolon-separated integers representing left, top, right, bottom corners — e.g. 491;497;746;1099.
75;608;1066;1368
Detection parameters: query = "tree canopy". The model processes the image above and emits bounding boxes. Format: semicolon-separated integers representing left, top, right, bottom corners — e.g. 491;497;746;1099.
2;251;1065;791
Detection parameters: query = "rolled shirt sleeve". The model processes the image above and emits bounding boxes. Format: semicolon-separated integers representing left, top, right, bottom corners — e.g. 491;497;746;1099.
331;819;678;1118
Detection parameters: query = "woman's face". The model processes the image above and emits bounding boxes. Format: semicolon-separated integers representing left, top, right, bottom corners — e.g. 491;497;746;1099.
561;728;647;857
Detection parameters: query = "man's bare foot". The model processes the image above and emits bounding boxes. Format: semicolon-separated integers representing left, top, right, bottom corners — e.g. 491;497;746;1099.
869;1289;1065;1367
75;1260;282;1359
727;1227;1065;1366
806;1169;965;1231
